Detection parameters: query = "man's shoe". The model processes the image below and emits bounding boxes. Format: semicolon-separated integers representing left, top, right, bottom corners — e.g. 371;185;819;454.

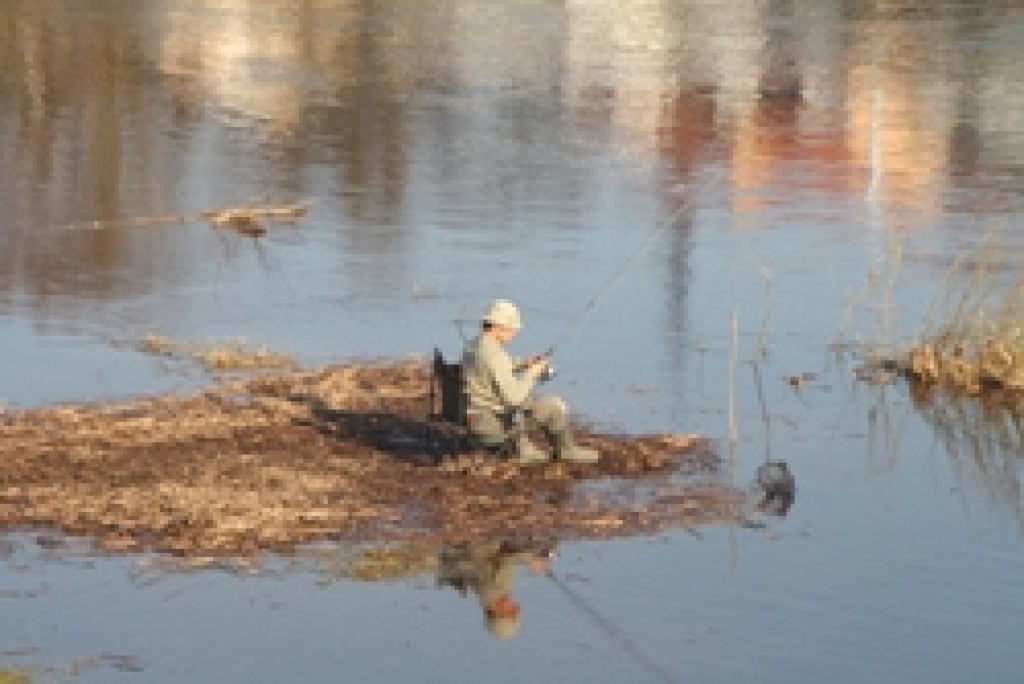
516;437;551;465
550;430;600;463
558;443;600;463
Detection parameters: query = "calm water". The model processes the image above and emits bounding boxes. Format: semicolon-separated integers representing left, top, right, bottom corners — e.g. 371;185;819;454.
2;1;1024;682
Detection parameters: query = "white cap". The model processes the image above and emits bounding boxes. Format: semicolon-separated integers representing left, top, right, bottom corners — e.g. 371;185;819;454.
482;300;522;329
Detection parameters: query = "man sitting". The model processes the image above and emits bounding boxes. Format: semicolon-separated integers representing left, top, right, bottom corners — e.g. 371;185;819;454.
460;299;599;465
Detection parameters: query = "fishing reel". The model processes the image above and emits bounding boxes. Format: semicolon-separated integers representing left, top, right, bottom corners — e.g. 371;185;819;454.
538;365;557;383
518;354;557;382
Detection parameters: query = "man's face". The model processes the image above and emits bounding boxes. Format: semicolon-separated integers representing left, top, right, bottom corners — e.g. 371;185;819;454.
495;326;519;343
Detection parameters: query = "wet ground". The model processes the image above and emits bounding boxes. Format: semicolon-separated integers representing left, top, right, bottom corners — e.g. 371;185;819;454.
2;1;1024;682
0;359;719;555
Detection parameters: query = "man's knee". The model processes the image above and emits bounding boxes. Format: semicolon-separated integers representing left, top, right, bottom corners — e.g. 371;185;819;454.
527;395;568;428
466;412;507;446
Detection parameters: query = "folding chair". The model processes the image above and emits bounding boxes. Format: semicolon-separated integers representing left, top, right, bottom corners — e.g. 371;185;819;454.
430;348;524;459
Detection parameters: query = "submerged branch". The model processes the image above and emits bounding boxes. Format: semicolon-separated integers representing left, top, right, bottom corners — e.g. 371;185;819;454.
56;201;311;237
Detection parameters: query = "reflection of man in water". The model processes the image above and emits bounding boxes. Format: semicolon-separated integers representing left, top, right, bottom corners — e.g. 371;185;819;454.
437;540;553;640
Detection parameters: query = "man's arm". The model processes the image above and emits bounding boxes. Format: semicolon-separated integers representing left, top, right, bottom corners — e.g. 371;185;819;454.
485;343;541;407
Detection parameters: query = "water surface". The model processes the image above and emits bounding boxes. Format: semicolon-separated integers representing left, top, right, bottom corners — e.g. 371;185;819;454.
2;1;1024;682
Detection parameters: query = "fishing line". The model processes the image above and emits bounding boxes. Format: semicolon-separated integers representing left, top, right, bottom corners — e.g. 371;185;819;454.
448;142;727;365
546;571;679;684
455;304;471;343
543;155;729;361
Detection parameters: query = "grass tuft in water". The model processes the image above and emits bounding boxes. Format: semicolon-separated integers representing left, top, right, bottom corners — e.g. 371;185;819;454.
138;334;298;373
900;235;1024;395
0;670;33;684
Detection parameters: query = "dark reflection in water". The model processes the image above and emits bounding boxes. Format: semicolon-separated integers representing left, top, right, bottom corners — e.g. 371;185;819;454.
322;538;557;641
907;381;1024;526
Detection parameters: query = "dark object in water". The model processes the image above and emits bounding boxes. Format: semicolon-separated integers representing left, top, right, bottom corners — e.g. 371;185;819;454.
756;461;796;516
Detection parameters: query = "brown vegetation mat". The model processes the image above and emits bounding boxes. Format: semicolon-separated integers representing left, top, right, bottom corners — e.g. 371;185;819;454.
0;359;728;558
892;232;1024;398
901;339;1024;396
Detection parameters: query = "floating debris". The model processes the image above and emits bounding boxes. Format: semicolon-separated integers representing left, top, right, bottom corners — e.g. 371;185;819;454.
0;359;726;558
785;372;816;388
57;200;310;238
57;214;186;231
0;670;32;684
203;208;266;236
201;202;308;237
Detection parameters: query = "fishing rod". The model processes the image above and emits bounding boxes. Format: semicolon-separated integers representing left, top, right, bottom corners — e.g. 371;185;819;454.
450;142;727;376
541;153;729;364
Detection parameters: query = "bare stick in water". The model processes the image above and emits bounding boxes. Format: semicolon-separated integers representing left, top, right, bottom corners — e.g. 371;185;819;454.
728;311;739;574
729;311;739;447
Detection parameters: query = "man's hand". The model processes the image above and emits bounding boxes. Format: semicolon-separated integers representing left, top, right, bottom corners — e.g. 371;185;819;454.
525;354;549;372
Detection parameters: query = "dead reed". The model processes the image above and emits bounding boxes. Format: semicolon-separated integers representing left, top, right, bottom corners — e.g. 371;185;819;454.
900;236;1024;395
0;671;32;684
138;334;298;373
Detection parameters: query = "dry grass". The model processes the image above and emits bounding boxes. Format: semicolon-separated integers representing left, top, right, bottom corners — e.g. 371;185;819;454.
900;236;1024;395
0;359;723;558
0;671;32;684
138;334;298;373
845;230;1024;527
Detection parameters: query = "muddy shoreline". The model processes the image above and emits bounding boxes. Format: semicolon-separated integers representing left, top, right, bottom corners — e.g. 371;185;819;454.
0;359;727;557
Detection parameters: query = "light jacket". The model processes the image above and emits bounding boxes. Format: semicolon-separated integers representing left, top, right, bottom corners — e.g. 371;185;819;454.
461;333;540;414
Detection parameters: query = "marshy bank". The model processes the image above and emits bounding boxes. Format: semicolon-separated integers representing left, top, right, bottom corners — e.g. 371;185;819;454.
0;359;729;558
859;233;1024;402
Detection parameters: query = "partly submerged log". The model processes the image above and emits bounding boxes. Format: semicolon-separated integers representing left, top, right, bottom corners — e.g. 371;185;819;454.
0;359;733;558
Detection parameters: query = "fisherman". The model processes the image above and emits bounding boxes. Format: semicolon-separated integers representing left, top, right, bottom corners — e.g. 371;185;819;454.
461;299;599;464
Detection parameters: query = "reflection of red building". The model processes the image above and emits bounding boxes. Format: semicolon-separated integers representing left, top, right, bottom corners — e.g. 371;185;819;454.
727;21;954;225
655;83;869;222
731;94;865;217
657;85;718;178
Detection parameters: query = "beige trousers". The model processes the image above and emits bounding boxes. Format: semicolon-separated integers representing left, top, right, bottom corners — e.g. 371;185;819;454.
466;395;569;447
